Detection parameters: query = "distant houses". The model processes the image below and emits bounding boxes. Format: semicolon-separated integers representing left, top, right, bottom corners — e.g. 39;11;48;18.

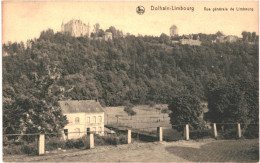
59;100;105;139
179;35;201;46
212;35;240;43
171;34;202;46
169;25;201;46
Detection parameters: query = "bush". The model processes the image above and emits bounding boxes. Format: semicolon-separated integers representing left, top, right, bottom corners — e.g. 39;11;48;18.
190;129;213;139
243;125;259;139
21;144;37;155
161;108;169;113
148;101;156;107
3;145;22;155
73;139;85;148
45;137;66;151
3;143;37;156
124;104;136;116
94;134;127;146
65;139;75;149
220;128;238;139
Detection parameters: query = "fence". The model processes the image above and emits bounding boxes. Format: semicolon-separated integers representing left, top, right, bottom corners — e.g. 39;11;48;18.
162;123;259;141
3;122;259;157
3;130;127;156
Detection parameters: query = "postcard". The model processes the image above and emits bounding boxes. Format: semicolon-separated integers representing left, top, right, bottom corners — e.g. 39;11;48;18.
2;1;259;162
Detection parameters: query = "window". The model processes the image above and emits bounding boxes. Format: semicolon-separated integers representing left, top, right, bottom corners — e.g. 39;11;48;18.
93;127;96;133
86;117;90;124
99;127;102;133
75;128;80;135
92;116;96;124
98;116;102;123
86;128;90;135
75;117;80;124
64;129;68;136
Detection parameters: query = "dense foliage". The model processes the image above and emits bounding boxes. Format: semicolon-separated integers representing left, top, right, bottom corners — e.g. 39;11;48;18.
168;95;202;131
3;28;259;134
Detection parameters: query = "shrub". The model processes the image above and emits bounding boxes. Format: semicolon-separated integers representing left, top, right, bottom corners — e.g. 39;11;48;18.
3;145;22;155
73;139;85;148
3;143;37;156
45;137;66;151
161;108;168;113
21;144;37;155
220;128;238;139
190;129;213;139
65;139;75;149
243;125;259;139
94;134;127;146
148;101;156;107
124;104;136;116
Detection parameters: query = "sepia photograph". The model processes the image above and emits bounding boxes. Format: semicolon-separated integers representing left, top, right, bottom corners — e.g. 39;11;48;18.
2;1;259;162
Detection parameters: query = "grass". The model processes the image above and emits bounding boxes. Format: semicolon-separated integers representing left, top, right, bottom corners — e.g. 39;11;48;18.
3;143;38;156
105;105;171;132
166;139;259;162
163;128;183;141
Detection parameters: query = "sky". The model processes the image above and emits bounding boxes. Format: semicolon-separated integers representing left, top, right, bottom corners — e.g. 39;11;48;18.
2;1;259;43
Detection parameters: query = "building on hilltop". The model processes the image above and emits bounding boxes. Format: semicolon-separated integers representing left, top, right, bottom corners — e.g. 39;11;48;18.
212;35;239;43
61;19;91;37
104;32;113;41
170;25;178;37
180;34;201;46
59;100;104;139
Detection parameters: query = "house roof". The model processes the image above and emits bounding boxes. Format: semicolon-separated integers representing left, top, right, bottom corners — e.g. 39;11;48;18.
59;100;104;113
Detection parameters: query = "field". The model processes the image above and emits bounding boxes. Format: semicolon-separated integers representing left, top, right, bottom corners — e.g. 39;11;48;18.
104;104;172;132
166;138;259;162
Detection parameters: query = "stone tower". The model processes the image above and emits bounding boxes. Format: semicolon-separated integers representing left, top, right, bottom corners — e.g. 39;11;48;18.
170;25;178;37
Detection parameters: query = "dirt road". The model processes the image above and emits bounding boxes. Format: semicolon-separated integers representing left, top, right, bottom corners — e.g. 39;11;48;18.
4;139;257;162
4;141;189;162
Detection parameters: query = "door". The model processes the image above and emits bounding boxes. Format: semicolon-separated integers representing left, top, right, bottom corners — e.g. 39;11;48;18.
87;128;90;135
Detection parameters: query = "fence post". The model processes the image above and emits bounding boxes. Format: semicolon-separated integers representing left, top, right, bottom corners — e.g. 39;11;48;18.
157;127;163;141
213;123;218;138
38;134;45;155
87;133;94;149
237;123;242;138
184;124;189;140
127;130;131;144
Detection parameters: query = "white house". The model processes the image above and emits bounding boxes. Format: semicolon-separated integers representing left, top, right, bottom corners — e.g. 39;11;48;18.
59;100;105;139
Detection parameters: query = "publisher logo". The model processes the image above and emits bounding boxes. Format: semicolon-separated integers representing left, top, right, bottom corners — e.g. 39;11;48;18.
136;6;145;15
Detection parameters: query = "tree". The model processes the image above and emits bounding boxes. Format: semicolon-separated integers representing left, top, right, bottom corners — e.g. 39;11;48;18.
124;103;136;116
216;31;224;37
98;29;105;37
242;31;248;41
159;33;169;44
252;32;256;42
168;95;202;132
247;32;252;42
206;81;251;124
106;26;117;37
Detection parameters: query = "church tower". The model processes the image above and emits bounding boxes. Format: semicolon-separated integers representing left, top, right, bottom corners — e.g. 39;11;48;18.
170;25;178;37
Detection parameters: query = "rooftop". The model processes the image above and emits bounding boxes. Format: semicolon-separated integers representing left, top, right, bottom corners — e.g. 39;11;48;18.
59;100;104;113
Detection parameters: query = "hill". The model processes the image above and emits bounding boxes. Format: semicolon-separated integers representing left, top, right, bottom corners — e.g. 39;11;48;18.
2;29;259;134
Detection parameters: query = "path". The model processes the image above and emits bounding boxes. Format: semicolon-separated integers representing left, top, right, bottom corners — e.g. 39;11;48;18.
4;138;257;162
4;141;188;162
